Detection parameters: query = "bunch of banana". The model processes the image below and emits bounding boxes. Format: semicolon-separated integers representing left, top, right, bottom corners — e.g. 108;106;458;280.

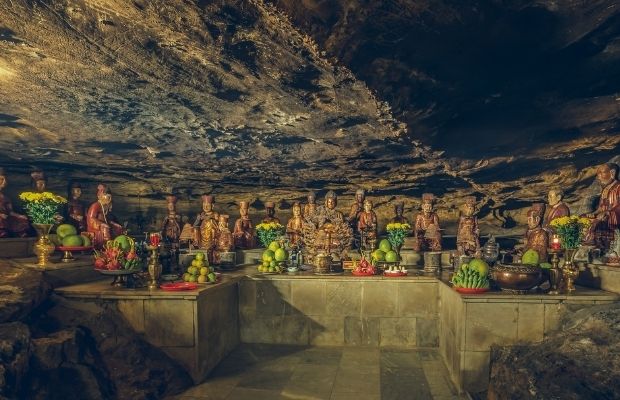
451;265;490;289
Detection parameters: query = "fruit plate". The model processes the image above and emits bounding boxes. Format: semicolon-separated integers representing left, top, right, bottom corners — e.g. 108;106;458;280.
196;272;222;284
96;268;140;275
351;270;375;276
383;270;408;277
57;246;93;252
160;282;199;291
161;274;180;282
454;287;489;294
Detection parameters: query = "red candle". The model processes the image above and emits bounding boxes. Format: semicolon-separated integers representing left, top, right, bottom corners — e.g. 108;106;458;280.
150;232;161;246
551;235;561;251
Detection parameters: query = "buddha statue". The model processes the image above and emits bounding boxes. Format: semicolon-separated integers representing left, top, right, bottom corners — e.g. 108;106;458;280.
358;199;378;250
543;188;570;232
0;168;30;238
303;192;317;219
581;163;620;250
86;184;123;249
521;203;549;262
262;201;280;224
67;182;86;232
456;196;480;256
162;195;181;245
317;190;344;224
390;202;409;225
192;195;219;262
215;214;234;254
348;188;365;232
413;193;442;252
234;201;255;249
31;169;47;192
286;202;304;246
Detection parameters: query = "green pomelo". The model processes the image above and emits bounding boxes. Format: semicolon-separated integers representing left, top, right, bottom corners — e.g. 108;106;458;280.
113;235;132;251
379;239;392;252
274;248;288;262
372;249;385;261
80;234;91;247
540;262;552;269
62;234;83;247
522;249;540;266
268;241;280;252
56;224;77;239
195;252;205;261
262;250;275;262
385;250;398;263
468;258;489;276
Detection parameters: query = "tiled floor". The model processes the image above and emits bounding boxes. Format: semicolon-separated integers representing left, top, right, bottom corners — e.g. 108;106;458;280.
170;344;466;400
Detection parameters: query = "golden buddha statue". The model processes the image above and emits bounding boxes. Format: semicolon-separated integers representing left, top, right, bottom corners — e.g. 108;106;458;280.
456;196;480;256
234;201;255;249
262;201;280;224
413;193;442;252
303;192;317;219
286;202;304;246
192;195;219;262
0;168;30;238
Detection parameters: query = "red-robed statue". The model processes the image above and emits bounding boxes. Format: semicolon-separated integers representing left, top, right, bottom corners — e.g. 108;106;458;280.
582;163;620;250
86;184;123;249
0;168;30;238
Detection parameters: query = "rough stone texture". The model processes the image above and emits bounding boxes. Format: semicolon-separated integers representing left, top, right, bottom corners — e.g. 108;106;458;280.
488;303;620;400
0;322;31;399
0;260;51;324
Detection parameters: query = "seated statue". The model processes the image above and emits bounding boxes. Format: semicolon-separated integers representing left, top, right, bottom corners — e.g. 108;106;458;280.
456;196;480;257
358;199;378;250
413;193;442;252
86;184;123;249
234;201;255;249
520;203;549;262
262;201;280;224
303;192;317;220
0;168;30;238
286;202;304;246
581;163;620;251
543;188;570;232
390;202;409;225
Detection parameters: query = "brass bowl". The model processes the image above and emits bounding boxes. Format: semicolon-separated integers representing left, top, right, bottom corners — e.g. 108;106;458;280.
491;263;542;294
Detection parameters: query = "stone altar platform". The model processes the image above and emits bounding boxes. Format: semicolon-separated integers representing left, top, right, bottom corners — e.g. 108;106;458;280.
0;237;36;258
8;254;101;288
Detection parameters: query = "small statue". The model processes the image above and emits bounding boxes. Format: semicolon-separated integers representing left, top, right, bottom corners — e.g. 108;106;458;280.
456;196;480;257
317;190;345;224
0;168;30;238
286;202;304;246
192;195;219;262
348;188;365;229
67;182;87;232
413;193;442;252
581;163;620;251
303;192;317;219
86;184;123;249
544;188;570;231
262;201;280;224
162;195;181;246
390;201;409;224
215;214;234;256
31;169;47;192
522;203;549;262
234;201;255;249
358;199;378;250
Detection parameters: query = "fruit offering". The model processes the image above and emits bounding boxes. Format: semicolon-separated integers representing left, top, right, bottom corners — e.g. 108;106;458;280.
94;237;139;271
352;258;376;275
184;252;217;283
258;241;288;273
55;223;92;247
451;262;490;289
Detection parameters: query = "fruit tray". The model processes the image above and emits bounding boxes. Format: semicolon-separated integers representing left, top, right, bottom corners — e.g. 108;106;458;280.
454;287;489;294
160;282;199;291
57;245;93;251
383;270;408;277
351;270;376;276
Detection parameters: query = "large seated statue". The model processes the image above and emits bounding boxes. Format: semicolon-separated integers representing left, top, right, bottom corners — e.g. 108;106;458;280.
0;168;30;238
522;203;549;262
581;163;620;251
413;193;442;252
86;184;123;249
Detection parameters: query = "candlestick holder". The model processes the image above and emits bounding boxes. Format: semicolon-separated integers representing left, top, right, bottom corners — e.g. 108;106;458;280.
146;244;162;290
548;248;562;295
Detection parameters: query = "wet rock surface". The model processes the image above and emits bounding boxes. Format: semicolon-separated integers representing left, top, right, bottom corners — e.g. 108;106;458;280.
0;261;50;324
488;303;620;400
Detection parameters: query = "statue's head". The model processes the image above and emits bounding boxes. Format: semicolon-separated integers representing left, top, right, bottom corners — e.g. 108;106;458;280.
31;170;46;192
547;189;563;207
166;195;177;212
462;196;476;217
218;214;229;229
70;182;82;199
355;189;365;203
97;184;112;206
363;199;373;212
325;190;337;210
597;163;619;186
421;193;434;214
239;201;249;217
0;168;6;190
394;201;404;216
292;202;301;217
527;203;545;229
265;201;276;217
201;195;214;212
307;192;316;204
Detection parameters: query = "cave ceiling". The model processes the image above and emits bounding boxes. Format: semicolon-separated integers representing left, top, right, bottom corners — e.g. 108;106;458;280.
1;0;619;225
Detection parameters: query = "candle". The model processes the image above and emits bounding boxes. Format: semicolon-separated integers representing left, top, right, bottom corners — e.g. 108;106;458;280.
150;232;161;247
551;235;561;251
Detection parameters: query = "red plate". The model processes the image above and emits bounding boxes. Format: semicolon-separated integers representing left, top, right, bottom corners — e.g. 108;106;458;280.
57;246;94;251
160;282;198;291
383;271;408;277
455;287;489;294
351;270;376;276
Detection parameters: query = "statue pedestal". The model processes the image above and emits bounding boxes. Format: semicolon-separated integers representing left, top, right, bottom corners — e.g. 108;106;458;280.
0;237;36;258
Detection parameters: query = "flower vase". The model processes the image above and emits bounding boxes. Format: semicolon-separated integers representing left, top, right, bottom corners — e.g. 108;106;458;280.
562;248;578;293
32;223;55;267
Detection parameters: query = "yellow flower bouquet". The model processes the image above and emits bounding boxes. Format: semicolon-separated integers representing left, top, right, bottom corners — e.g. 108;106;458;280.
549;216;591;249
386;222;411;250
255;222;285;248
19;191;67;224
